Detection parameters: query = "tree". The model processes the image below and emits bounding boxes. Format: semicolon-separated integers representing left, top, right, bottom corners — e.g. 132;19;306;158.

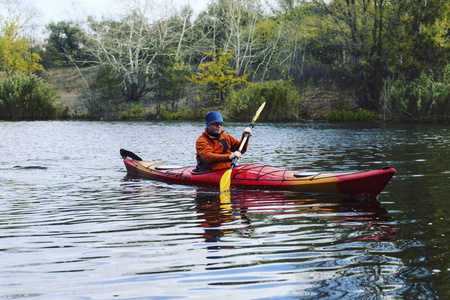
43;21;90;68
187;49;250;104
308;0;449;109
385;0;448;80
0;21;43;73
269;2;329;83
0;0;39;36
218;0;263;76
430;1;450;50
311;0;390;109
81;0;190;101
195;0;278;80
154;55;191;116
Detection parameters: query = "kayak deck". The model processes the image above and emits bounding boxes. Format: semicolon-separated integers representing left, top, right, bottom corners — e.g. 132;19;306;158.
122;157;395;197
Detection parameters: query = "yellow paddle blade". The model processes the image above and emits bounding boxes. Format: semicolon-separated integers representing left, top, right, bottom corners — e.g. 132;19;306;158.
220;169;232;193
253;102;266;122
219;191;232;211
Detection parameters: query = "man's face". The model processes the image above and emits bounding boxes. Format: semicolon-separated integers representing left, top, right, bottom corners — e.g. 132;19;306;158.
208;122;223;135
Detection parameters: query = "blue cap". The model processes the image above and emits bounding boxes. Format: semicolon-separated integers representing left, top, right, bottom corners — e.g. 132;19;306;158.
205;111;223;127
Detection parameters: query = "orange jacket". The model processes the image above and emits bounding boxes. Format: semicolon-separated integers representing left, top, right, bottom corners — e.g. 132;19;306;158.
196;129;249;172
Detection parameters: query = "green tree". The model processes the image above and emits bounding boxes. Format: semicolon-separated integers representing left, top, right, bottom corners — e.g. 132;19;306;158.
154;53;191;117
382;64;450;122
0;21;43;73
386;0;447;80
311;0;449;109
430;1;450;50
187;49;250;104
310;0;390;109
42;21;89;68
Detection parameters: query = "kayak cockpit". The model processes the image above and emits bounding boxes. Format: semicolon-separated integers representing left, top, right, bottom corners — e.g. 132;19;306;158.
154;165;183;170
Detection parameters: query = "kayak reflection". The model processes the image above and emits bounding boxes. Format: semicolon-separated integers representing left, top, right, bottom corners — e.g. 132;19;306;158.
195;190;394;243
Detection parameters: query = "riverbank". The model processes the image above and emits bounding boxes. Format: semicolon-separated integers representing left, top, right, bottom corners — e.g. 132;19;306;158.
44;67;363;122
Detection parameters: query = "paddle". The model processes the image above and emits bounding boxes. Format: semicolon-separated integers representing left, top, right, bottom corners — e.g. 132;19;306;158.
219;102;266;193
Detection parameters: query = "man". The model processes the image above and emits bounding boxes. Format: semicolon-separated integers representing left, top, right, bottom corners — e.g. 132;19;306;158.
196;111;252;172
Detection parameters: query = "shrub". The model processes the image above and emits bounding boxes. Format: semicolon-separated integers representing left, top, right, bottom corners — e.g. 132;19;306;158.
160;108;209;121
382;65;450;122
119;102;145;120
225;80;300;122
0;71;59;120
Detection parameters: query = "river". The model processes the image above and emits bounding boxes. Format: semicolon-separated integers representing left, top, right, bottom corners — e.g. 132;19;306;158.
0;121;448;299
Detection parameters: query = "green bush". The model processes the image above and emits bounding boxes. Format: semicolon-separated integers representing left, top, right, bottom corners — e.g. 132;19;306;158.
225;80;300;121
160;108;208;121
0;71;59;120
382;64;450;122
327;109;374;122
119;102;145;120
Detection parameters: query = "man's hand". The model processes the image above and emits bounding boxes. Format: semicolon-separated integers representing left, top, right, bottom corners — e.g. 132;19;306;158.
229;151;242;160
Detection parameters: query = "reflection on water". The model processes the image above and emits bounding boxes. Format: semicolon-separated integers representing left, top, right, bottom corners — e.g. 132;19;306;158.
196;191;393;245
120;180;403;299
0;121;448;299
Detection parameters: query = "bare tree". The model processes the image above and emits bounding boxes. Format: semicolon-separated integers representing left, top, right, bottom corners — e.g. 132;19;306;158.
200;0;282;81
80;0;190;101
0;0;40;36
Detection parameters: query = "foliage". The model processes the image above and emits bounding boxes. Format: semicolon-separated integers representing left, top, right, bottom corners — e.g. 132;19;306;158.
81;2;193;102
154;56;191;117
9;0;446;122
0;0;40;36
385;0;447;80
225;79;300;121
382;65;450;122
271;2;340;83
304;0;449;111
430;1;450;50
89;65;122;101
0;71;59;120
160;108;207;121
0;22;43;73
42;21;90;68
207;0;268;76
187;49;250;104
327;109;374;122
119;102;146;120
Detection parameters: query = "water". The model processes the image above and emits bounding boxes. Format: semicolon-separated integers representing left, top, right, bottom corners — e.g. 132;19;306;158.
1;121;448;299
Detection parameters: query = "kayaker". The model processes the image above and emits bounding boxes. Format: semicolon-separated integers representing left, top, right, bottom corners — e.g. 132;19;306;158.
196;111;252;172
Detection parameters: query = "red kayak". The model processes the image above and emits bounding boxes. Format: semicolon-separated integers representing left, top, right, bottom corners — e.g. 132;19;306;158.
120;149;395;196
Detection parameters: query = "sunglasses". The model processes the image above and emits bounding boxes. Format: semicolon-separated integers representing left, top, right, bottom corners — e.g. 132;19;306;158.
211;122;223;127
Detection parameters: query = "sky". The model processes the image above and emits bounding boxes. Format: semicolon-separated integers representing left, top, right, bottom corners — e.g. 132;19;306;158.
34;0;210;24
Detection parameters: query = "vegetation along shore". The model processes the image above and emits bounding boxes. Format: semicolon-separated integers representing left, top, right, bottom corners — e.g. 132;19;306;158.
1;0;449;123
